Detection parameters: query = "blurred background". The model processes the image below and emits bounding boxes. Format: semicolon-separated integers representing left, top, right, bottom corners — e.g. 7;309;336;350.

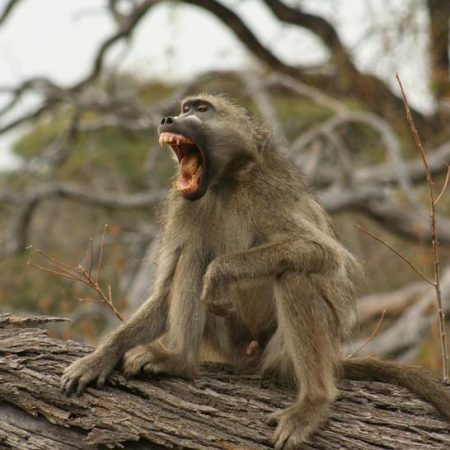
1;0;450;375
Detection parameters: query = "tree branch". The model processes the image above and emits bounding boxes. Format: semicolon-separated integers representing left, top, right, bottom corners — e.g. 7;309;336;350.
2;314;450;449
260;0;428;130
0;0;22;27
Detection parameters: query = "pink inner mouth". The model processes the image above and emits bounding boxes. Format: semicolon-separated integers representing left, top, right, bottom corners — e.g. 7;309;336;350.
159;132;203;194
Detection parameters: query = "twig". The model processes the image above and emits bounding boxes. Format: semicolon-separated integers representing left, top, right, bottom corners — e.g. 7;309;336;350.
347;310;386;359
27;226;124;322
96;224;108;284
26;262;84;283
88;237;94;279
435;165;450;205
27;245;81;277
79;266;124;322
78;298;102;303
356;225;434;285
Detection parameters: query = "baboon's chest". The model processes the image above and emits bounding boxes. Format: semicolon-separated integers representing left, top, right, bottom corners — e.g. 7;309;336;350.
175;193;260;258
193;207;254;256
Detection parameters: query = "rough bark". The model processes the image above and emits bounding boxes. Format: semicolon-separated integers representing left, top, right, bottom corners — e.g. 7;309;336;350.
0;313;449;450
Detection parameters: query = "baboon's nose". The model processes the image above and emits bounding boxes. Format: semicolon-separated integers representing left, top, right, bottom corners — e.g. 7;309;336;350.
160;116;174;125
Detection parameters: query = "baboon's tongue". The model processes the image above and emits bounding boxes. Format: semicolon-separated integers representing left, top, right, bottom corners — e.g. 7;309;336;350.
177;152;202;193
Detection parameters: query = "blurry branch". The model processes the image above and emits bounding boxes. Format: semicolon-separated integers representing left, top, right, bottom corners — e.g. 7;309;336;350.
0;182;164;209
324;131;353;187
0;101;55;135
265;72;450;189
0;0;22;26
241;71;287;146
0;0;159;135
27;225;124;322
263;0;354;71
294;136;450;191
357;282;429;323
268;73;346;116
0;77;56;117
261;0;427;127
182;0;298;77
74;0;158;90
323;187;450;243
346;267;450;361
0;183;164;255
0;0;433;140
358;197;450;243
26;110;81;173
270;74;415;202
5;164;450;258
349;271;450;361
355;140;450;188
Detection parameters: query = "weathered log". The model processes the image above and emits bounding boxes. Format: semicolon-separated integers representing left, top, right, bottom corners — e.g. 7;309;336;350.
0;313;449;450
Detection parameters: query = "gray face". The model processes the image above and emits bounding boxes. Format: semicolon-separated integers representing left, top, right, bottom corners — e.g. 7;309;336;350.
158;100;216;201
158;96;257;201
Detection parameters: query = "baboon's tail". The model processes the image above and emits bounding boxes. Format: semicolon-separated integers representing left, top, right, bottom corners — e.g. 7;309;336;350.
342;356;450;420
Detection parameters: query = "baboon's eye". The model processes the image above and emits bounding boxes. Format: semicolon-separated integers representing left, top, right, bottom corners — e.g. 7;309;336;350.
182;105;191;113
197;104;208;112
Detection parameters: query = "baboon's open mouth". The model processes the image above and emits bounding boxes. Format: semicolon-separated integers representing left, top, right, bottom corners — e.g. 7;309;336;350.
159;132;203;196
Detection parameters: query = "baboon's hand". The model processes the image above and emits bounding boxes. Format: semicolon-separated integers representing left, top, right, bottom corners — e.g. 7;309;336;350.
61;350;117;396
201;260;234;316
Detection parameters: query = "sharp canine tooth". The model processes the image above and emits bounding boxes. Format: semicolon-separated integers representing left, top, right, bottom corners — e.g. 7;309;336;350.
160;132;194;148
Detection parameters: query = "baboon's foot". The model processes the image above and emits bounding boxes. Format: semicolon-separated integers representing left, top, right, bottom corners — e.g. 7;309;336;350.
123;344;198;379
269;399;330;450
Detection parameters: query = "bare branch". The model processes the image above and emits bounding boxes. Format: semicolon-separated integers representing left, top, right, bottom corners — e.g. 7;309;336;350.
75;0;159;89
357;282;429;323
353;196;450;245
356;224;434;285
0;183;163;255
241;71;287;146
345;266;450;359
347;310;386;359
263;0;354;70
275;73;414;201
435;165;450;205
0;0;23;27
96;225;108;284
28;232;125;322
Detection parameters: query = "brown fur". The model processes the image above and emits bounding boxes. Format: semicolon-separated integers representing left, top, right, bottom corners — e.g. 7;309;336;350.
61;95;450;449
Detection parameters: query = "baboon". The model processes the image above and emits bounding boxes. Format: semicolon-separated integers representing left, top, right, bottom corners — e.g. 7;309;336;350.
62;94;450;449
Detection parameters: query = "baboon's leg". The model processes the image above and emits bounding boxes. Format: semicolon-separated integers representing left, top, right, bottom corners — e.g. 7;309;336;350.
264;273;338;450
123;249;207;379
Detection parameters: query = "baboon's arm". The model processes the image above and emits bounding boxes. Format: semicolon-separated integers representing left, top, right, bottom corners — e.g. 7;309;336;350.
201;234;341;314
61;243;180;395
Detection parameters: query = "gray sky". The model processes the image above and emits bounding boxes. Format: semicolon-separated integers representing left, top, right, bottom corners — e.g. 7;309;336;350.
0;0;431;169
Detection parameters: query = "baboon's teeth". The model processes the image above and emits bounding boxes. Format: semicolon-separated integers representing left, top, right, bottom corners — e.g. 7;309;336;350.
159;132;193;146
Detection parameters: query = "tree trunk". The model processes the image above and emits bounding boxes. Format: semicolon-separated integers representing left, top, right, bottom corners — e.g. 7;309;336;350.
0;313;449;449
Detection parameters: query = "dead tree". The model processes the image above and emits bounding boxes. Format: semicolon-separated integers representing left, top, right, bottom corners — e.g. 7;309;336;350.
0;313;449;450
